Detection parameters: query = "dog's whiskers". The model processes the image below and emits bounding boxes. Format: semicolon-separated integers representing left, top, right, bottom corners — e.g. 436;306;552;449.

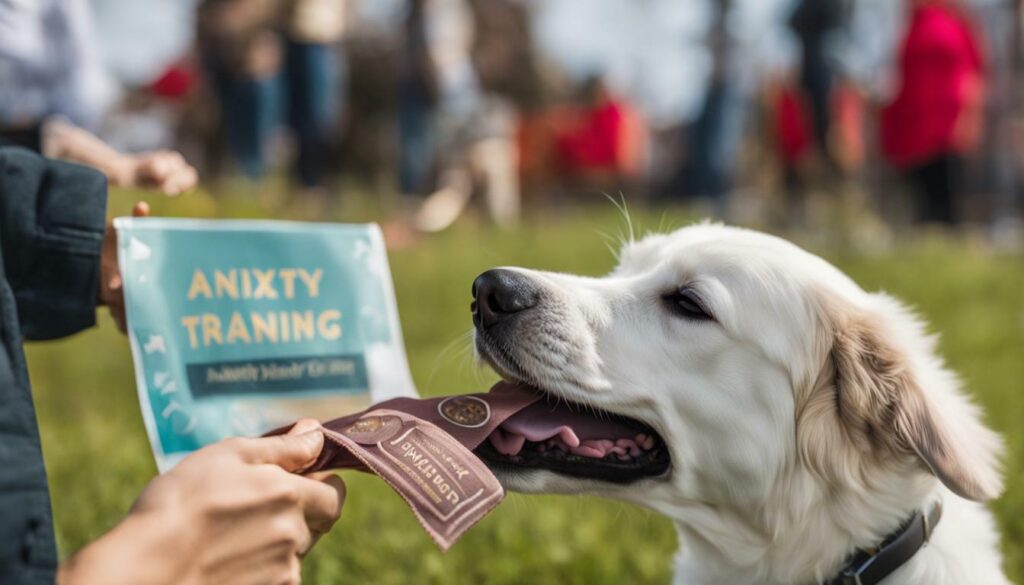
427;329;475;387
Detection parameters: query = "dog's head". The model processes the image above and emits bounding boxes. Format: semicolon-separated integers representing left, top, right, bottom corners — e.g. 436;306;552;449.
471;224;1002;520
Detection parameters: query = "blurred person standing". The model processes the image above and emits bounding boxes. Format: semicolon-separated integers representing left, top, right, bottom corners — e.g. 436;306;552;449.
280;0;347;192
0;0;116;147
964;0;1017;234
197;0;281;181
788;0;850;167
554;77;643;186
198;0;346;190
413;95;519;231
881;0;986;226
410;0;521;231
683;0;744;216
0;0;198;200
397;0;440;198
771;74;815;225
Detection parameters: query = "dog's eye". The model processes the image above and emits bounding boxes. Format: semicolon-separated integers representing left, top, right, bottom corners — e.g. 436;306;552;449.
663;287;713;321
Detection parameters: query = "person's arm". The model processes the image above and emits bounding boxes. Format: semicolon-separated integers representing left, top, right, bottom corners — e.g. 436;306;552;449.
0;146;108;340
42;119;198;196
57;419;345;585
0;146;155;337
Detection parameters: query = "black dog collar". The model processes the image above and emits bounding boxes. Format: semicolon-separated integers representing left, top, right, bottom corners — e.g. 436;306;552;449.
823;499;943;585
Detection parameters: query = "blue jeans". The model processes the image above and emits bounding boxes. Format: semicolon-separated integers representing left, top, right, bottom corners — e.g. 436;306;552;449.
210;65;280;181
285;41;340;188
208;42;339;187
398;98;436;195
684;80;745;214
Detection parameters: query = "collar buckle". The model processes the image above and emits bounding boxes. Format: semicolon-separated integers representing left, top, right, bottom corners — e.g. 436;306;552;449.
922;498;942;543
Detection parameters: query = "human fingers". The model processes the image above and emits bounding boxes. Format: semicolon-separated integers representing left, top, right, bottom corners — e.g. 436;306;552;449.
286;473;345;550
225;431;325;473
109;297;128;333
105;201;149;332
286;418;323;436
136;151;194;196
166;163;198;195
104;201;147;295
155;156;195;196
136;153;171;184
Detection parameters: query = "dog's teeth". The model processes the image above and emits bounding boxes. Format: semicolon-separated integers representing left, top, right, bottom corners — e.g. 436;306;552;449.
571;444;607;458
635;433;656;450
616;438;644;457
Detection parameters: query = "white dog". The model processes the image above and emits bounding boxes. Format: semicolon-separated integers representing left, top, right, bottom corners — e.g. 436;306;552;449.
471;224;1007;585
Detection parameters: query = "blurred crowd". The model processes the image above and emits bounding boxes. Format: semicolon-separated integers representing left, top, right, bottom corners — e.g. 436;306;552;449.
2;0;1023;242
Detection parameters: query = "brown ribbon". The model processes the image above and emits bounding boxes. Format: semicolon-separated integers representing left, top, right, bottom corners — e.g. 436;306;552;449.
268;382;540;551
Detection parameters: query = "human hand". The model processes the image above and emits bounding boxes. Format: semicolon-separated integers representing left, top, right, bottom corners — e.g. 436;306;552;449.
58;419;345;585
114;150;199;196
99;201;149;333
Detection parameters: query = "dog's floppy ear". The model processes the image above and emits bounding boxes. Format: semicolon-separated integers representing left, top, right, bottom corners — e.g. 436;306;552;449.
799;296;1002;501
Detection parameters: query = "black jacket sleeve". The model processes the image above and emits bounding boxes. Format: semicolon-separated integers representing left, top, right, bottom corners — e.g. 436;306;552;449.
0;124;43;152
0;146;108;340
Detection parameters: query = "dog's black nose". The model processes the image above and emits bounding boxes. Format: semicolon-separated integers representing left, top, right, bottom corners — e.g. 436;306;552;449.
471;269;538;329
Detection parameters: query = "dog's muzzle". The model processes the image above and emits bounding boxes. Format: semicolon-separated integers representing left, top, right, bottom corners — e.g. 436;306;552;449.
470;268;672;484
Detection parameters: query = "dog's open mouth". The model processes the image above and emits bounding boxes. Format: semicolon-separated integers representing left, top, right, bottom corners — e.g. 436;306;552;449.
474;388;671;484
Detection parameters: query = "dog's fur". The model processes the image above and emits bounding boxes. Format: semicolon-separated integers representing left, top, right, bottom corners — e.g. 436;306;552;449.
476;224;1008;585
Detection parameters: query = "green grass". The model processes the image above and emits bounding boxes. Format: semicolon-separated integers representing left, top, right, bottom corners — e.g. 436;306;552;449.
27;188;1024;583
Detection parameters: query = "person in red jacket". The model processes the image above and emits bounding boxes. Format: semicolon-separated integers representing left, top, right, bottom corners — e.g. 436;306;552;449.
555;77;640;180
882;0;986;226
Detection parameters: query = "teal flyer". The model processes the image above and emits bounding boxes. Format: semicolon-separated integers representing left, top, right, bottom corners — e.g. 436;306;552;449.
115;218;417;471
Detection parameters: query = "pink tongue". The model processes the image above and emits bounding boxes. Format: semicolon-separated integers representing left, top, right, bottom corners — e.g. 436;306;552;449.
492;400;644;458
501;413;581;447
501;401;638;443
487;428;527;456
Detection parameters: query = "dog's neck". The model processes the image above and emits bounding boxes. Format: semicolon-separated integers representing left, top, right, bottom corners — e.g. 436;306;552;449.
641;469;939;585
